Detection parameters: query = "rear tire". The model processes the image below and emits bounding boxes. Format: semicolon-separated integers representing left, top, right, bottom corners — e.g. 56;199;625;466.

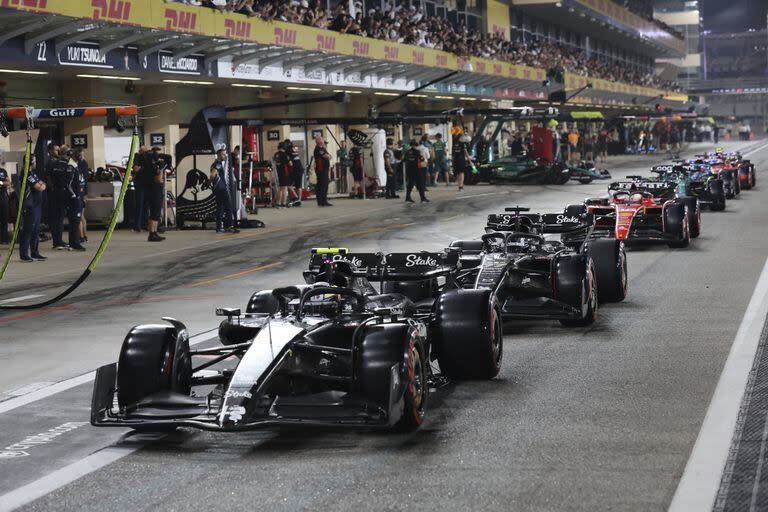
584;239;627;303
679;197;701;238
117;322;192;409
709;180;726;211
557;258;598;327
665;204;690;248
434;289;502;380
246;290;280;314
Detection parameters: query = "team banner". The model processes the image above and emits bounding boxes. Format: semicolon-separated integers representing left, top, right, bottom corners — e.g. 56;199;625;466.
0;0;681;98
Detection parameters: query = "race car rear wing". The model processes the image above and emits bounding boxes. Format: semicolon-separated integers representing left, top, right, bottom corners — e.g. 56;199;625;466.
307;248;459;282
486;212;596;236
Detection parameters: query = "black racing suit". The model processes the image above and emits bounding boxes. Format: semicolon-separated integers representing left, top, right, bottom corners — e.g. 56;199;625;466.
404;147;426;201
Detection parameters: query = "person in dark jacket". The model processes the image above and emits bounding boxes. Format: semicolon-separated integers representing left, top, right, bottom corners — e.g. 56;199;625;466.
19;155;46;262
404;139;427;203
74;150;89;242
0;165;10;244
313;136;332;207
210;148;239;233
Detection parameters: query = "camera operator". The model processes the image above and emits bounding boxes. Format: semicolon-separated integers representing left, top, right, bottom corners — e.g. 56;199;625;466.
144;147;167;242
0;164;10;244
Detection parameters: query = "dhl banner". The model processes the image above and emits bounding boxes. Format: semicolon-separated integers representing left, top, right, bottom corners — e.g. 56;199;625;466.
564;73;687;102
0;0;681;98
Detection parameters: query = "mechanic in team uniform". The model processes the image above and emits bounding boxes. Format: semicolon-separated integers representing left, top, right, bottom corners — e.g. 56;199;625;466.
349;145;364;199
210;147;239;232
432;133;449;185
273;141;291;208
46;143;68;249
383;138;398;199
404;138;428;203
286;140;303;207
63;150;85;251
75;150;89;243
0;165;10;244
313;136;332;207
452;133;472;191
143;147;168;242
19;155;46;262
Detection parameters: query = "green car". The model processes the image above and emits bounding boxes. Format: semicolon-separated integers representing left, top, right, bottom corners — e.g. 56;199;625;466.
568;161;612;184
472;154;570;185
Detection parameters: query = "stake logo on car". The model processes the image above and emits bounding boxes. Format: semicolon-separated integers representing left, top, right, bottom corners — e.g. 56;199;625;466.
405;255;438;267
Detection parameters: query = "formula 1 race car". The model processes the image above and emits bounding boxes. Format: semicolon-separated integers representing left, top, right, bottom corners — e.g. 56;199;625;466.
646;163;726;212
91;249;502;433
705;150;756;189
446;208;627;326
691;155;740;198
568;188;693;248
473;154;570;185
568;161;612;184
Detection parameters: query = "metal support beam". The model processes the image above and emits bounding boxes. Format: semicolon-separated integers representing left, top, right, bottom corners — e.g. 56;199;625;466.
55;25;109;52
99;31;152;54
257;50;296;72
354;61;391;76
309;56;354;74
173;40;219;60
282;52;322;69
230;47;278;68
25;19;90;54
138;36;182;59
0;17;48;47
203;43;247;65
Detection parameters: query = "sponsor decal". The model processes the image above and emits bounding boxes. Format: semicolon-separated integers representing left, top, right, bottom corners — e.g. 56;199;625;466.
384;46;399;61
405;254;438;267
224;18;251;39
412;50;424;65
0;422;87;460
225;390;253;399
493;64;502;75
91;0;132;22
316;34;336;51
331;254;363;268
556;215;579;223
352;40;369;56
225;406;246;422
475;61;486;73
45;109;78;118
435;54;448;67
165;7;197;32
274;27;297;46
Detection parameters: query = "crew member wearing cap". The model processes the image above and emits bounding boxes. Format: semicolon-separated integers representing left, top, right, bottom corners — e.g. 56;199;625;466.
210;147;239;233
313;136;332;207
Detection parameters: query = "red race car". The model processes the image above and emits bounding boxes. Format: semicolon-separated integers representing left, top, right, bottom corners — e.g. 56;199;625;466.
708;150;756;190
565;189;693;249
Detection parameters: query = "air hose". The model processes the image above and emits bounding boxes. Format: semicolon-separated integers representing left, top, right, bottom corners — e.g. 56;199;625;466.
0;137;32;282
0;127;138;310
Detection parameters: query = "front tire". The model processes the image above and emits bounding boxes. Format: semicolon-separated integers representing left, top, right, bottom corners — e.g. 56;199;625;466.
666;204;690;248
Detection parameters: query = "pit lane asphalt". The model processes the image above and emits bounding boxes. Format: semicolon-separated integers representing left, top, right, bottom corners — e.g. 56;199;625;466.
2;141;768;511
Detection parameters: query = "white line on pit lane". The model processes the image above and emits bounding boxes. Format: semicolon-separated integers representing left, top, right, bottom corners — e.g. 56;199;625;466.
0;295;44;305
0;331;218;415
0;446;138;512
669;256;768;512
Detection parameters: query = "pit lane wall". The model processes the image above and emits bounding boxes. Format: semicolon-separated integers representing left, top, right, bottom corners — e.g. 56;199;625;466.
0;0;683;102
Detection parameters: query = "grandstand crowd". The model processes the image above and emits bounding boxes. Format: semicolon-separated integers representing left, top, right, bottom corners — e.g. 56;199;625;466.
169;0;680;90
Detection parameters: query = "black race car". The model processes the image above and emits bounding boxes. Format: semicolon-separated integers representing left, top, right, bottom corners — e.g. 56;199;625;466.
91;249;502;433
446;208;627;326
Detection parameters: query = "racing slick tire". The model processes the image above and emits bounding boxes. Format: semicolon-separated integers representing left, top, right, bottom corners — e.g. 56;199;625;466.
434;289;502;380
357;323;427;431
679;197;701;238
722;170;736;199
584;239;627;303
555;256;598;327
665;203;690;248
116;323;192;430
734;170;741;195
709;180;726;211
